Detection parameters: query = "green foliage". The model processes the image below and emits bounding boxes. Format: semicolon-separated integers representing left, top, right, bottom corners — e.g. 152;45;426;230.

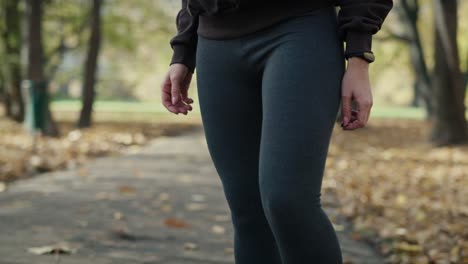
37;0;177;101
9;0;464;102
43;0;90;78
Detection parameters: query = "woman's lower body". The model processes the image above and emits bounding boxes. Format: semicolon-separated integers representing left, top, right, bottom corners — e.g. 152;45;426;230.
196;5;345;264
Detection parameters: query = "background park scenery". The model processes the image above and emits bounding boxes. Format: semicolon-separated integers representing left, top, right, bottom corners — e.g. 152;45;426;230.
0;0;467;263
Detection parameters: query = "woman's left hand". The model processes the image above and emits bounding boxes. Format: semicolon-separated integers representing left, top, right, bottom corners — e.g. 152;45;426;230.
340;57;373;130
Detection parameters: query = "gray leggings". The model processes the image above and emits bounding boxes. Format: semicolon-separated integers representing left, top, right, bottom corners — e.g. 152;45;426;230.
195;5;345;263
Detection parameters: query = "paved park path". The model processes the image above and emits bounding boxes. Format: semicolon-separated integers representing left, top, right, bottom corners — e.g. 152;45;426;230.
0;126;383;264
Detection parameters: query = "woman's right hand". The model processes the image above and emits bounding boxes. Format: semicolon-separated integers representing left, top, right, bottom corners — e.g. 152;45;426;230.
161;63;194;115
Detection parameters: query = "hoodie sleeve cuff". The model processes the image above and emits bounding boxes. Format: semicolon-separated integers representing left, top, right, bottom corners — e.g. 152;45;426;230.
169;44;196;74
344;30;373;57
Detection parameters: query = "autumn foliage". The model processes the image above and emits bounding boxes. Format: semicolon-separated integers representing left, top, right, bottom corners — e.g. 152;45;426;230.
326;118;467;263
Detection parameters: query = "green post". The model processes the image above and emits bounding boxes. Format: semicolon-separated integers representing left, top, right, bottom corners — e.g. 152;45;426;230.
22;80;48;134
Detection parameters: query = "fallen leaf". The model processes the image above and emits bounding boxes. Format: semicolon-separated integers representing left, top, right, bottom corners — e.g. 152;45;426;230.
159;192;170;201
185;203;207;211
164;217;189;228
211;225;225;235
118;185;136;194
27;242;77;255
113;211;125;220
191;194;206;202
183;242;198;251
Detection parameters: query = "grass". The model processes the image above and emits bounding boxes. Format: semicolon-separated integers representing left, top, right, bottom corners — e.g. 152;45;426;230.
50;100;202;123
51;100;183;113
51;100;443;120
369;105;426;119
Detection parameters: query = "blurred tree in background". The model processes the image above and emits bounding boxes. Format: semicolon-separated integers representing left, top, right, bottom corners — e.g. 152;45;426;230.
1;0;23;122
78;0;102;128
0;0;174;131
393;0;433;115
0;0;466;144
26;0;60;136
383;0;467;145
430;0;467;145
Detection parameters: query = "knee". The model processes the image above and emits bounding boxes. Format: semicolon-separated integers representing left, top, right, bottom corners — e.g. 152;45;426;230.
261;188;322;221
229;201;267;229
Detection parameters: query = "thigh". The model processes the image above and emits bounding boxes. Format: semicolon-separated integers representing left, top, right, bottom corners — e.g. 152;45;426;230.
259;8;345;198
195;35;263;211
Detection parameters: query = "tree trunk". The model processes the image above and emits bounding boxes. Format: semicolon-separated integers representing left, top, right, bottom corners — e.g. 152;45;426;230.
0;75;5;114
2;0;24;122
27;0;59;137
0;74;13;117
429;0;467;145
78;0;102;128
400;0;433;118
407;35;432;117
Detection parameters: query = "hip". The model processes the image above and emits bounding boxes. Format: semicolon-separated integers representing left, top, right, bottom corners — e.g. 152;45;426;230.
196;5;345;73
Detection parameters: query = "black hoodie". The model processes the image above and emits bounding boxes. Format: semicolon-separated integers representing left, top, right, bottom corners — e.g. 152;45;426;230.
169;0;394;73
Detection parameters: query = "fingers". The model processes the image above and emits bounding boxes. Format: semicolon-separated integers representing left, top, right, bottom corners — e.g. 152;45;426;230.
342;98;372;130
161;73;179;114
340;65;372;131
171;74;182;105
360;99;372;124
176;74;194;115
341;95;352;127
181;74;195;106
161;66;194;115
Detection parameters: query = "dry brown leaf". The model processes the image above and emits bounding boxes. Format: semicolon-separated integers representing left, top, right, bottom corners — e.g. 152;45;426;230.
164;217;190;228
